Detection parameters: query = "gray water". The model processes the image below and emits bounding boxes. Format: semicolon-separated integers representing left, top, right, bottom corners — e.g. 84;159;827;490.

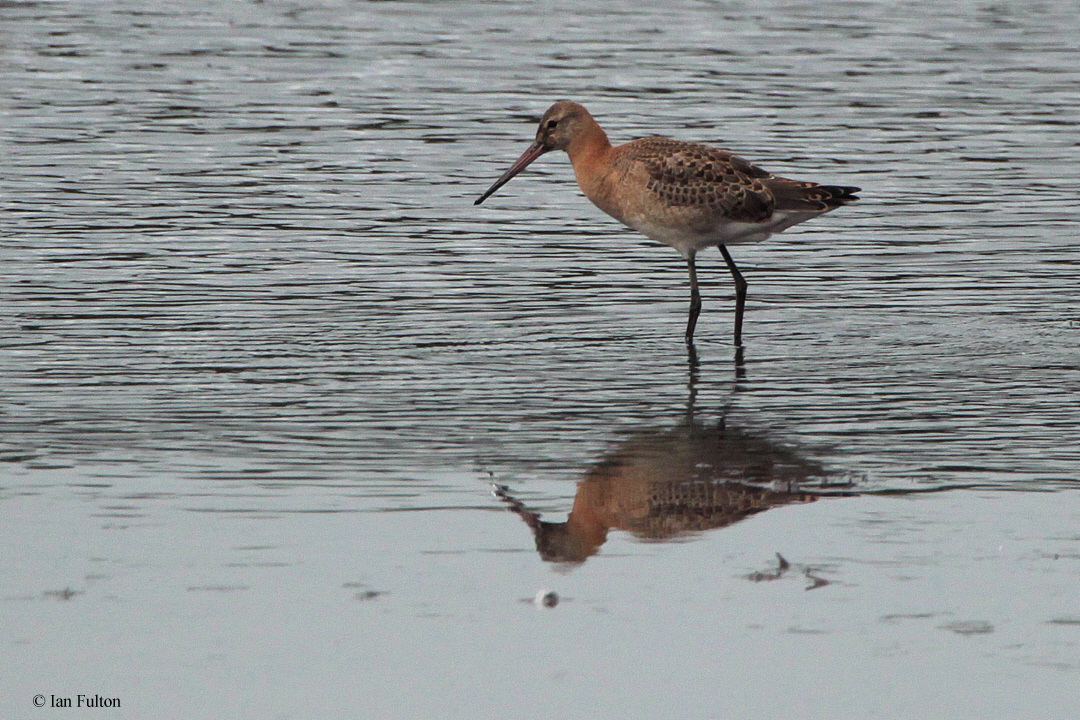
3;1;1079;718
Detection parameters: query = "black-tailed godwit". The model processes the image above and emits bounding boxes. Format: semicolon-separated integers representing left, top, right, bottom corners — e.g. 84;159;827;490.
475;100;860;346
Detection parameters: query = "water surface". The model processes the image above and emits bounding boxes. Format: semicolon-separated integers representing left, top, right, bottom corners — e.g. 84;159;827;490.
2;0;1079;717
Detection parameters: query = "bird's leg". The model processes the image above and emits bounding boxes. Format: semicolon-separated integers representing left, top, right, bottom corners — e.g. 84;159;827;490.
734;346;746;380
685;251;701;344
717;244;747;347
685;340;700;422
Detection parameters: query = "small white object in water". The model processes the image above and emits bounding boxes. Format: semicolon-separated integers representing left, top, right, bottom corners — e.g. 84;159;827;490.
534;589;558;608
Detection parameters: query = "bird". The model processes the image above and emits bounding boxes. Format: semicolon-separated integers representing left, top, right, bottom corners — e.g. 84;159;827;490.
475;100;860;346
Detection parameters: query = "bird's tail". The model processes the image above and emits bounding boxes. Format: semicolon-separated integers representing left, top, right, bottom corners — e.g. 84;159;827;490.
817;185;861;206
768;178;861;211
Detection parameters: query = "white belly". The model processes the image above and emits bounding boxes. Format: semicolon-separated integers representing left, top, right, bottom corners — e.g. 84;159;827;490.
626;210;821;258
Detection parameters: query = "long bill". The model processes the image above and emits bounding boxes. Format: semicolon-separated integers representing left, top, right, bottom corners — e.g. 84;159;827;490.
474;142;549;205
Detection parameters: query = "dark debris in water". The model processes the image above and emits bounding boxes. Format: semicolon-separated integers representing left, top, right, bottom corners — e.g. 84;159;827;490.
42;587;83;601
939;620;994;636
746;553;831;591
343;581;384;601
879;613;937;624
518;590;561;608
535;590;559;608
355;590;383;601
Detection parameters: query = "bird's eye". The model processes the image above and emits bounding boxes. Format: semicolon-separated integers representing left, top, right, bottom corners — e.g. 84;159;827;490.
546;119;559;130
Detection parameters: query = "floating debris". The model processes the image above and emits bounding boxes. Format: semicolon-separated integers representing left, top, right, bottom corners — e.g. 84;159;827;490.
43;588;82;601
803;569;830;590
746;553;790;582
939;620;994;636
534;589;559;608
747;553;830;590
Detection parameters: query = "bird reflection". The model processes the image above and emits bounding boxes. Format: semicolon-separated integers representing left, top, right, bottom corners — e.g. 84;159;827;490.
495;363;848;564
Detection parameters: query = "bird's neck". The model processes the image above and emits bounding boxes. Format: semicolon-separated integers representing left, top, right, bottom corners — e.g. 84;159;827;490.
566;122;612;168
566;123;615;209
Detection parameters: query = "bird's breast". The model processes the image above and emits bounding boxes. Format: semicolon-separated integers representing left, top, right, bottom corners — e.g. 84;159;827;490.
572;155;650;227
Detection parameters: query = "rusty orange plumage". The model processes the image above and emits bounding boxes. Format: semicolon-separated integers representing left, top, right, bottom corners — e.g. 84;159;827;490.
476;101;860;346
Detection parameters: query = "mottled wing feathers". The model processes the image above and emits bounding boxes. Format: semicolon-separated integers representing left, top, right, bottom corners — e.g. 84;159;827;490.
630;136;860;223
633;137;776;222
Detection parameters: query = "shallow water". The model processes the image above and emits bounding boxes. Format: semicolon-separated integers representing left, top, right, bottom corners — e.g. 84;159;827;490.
3;0;1079;717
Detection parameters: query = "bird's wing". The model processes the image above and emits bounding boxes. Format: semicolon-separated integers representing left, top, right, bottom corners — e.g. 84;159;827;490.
633;137;776;222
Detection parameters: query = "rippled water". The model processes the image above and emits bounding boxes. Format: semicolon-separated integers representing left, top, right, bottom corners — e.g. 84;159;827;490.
3;0;1079;717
